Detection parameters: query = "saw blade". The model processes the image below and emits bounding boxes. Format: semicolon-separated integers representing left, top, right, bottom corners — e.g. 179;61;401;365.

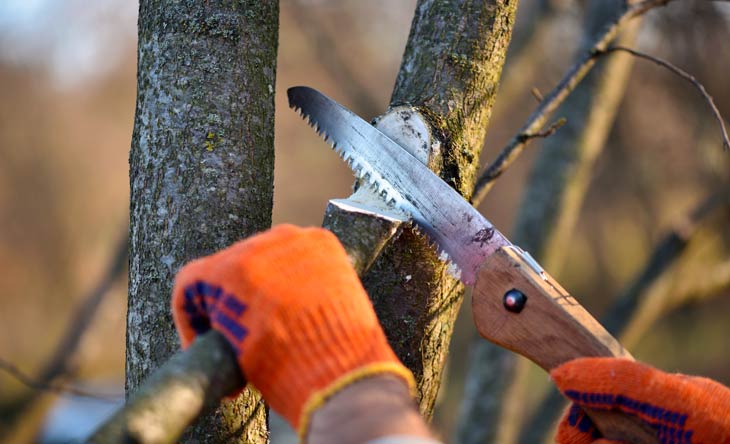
288;86;510;285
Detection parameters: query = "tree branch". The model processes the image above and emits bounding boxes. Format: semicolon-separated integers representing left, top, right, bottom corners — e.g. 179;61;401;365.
89;331;243;444
599;45;730;151
516;117;566;143
316;0;522;421
471;0;673;206
0;358;121;401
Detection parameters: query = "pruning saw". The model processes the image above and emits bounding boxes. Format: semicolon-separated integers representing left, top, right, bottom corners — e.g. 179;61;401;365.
288;86;658;444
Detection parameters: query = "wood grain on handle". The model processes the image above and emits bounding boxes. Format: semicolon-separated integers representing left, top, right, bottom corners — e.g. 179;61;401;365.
471;246;658;444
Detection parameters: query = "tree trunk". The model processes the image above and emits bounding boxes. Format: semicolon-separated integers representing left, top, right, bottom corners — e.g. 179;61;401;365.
127;2;277;443
337;0;518;419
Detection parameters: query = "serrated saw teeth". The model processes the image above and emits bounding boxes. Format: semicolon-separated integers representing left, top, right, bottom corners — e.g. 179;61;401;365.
353;164;364;178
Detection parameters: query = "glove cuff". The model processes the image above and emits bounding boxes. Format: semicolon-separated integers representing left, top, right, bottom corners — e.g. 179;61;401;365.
297;363;417;440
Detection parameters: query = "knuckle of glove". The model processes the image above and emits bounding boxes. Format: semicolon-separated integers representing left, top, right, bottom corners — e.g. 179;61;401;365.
171;224;364;357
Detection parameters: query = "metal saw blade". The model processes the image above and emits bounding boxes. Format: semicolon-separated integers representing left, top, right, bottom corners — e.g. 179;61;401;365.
288;86;510;285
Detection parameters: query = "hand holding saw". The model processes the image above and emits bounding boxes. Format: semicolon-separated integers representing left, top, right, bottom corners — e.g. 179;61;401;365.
288;86;659;444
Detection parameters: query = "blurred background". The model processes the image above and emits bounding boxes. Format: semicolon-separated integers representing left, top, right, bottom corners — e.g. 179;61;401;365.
0;0;728;443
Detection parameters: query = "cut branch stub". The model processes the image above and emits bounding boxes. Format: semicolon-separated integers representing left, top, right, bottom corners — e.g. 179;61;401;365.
323;197;408;276
322;107;439;276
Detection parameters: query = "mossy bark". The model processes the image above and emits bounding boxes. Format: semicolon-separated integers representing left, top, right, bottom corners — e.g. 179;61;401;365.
392;0;517;199
333;0;518;419
127;1;277;443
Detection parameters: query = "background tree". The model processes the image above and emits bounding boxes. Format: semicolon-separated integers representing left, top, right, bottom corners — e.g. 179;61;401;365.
127;2;277;443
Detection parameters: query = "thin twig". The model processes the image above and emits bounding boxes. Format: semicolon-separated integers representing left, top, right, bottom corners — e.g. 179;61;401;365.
471;0;673;206
36;231;129;385
0;230;128;438
531;87;544;103
600;46;730;151
0;357;122;401
517;117;566;143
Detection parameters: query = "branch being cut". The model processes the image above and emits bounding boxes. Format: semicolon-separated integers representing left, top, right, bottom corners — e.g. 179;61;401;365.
599;46;730;151
89;331;244;444
339;0;521;421
472;0;673;206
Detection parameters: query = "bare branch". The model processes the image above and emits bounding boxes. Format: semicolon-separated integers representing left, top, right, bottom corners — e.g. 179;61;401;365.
599;45;730;151
517;117;566;143
39;232;128;383
602;194;726;335
0;357;121;401
518;193;729;442
0;230;128;440
531;87;544;103
471;0;674;206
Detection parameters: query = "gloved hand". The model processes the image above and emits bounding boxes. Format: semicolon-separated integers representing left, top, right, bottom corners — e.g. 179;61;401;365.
551;357;730;444
171;224;415;438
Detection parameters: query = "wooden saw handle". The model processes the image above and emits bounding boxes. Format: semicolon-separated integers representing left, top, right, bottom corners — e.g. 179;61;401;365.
472;246;658;444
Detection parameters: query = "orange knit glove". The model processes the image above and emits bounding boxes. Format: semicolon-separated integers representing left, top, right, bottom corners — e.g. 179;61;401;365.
171;224;415;437
551;357;730;444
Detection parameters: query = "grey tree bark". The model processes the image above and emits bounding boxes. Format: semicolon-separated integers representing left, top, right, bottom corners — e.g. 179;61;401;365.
323;0;519;420
127;1;277;443
457;2;643;443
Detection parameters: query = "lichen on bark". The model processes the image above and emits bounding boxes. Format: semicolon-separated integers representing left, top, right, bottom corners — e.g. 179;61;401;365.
127;1;277;443
392;0;517;198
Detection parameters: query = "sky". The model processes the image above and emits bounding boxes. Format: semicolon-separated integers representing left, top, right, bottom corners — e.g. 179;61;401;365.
0;0;137;88
1;0;729;89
